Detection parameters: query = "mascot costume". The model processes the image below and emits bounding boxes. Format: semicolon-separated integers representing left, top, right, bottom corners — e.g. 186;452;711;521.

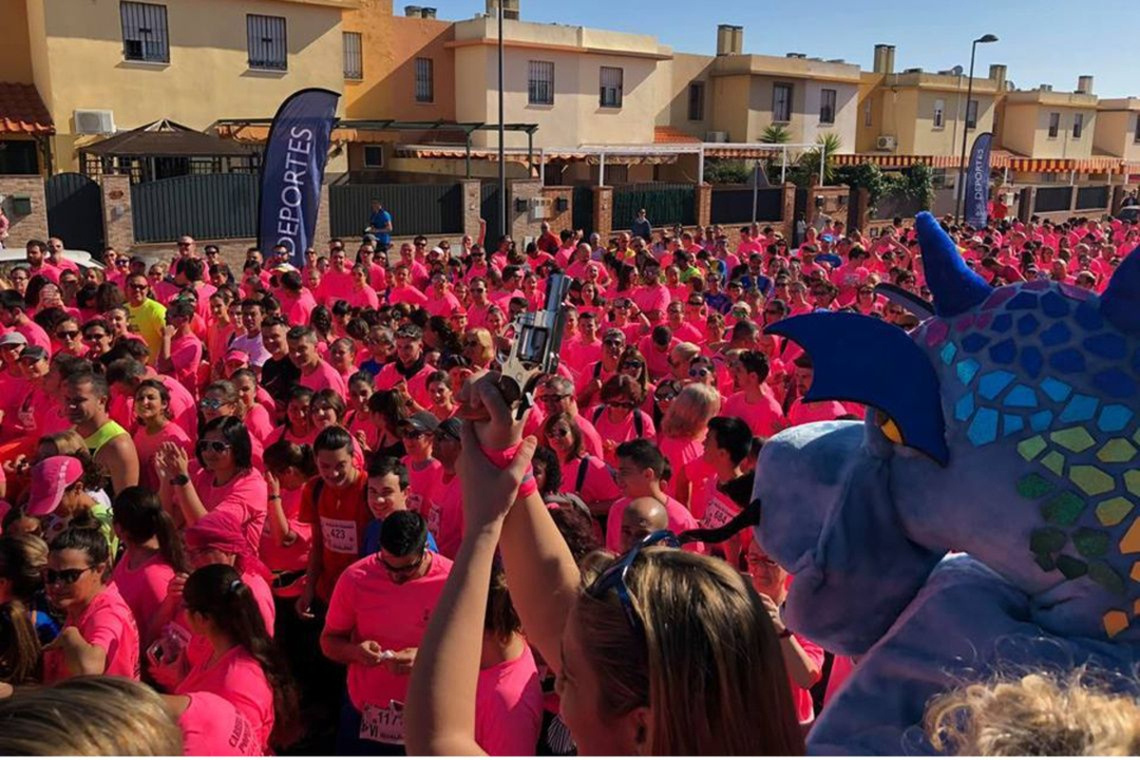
753;211;1140;753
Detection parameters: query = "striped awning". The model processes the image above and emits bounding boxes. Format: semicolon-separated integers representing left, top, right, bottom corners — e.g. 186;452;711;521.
215;124;388;144
394;145;678;165
1002;155;1123;173
832;153;963;169
703;146;784;159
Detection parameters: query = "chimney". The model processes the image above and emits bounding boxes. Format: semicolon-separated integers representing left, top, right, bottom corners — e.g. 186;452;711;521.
405;5;421;16
988;64;1007;90
1039;84;1053;92
1077;75;1094;94
420;7;436;18
716;24;743;56
873;43;895;74
486;0;519;20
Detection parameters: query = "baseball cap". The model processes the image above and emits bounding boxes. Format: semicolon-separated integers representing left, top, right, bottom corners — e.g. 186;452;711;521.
223;349;249;365
0;332;28;348
435;417;462;441
26;456;84;516
400;411;440;435
19;345;47;362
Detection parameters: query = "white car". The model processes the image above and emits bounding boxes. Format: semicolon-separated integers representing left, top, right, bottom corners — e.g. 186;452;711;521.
0;248;104;270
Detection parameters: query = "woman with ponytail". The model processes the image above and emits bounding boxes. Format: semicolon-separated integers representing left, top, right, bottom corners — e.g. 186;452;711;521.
174;563;299;753
110;486;189;651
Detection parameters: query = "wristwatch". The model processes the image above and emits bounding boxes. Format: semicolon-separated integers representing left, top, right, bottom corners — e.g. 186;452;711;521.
778;628;795;639
169;474;190;487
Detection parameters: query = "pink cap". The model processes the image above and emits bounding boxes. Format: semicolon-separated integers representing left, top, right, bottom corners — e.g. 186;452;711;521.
223;349;248;365
450;306;468;317
26;456;83;516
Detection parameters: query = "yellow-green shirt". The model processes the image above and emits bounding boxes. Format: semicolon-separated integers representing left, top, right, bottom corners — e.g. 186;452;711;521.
127;299;167;364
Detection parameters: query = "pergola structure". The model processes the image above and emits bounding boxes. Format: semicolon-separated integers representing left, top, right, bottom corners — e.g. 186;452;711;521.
79;119;259;183
213;118;540;178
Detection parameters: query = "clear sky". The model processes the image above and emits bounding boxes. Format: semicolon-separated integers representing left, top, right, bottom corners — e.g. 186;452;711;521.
444;0;1136;98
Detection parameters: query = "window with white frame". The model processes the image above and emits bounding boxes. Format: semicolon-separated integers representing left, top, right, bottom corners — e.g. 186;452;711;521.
772;83;792;123
600;67;623;108
120;2;169;63
528;60;554;105
1048;112;1060;138
1072;113;1084;139
415;58;434;102
247;14;287;70
933;98;945;128
363;146;384;168
819;88;836;124
343;32;363;79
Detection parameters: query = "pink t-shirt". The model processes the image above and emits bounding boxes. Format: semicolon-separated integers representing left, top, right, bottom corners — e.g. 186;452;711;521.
299;359;350;399
168;334;203;395
324;552;453;712
175;645;275;753
425;292;462;318
346;285;381;310
786;397;849;427
604;496;702;553
374;363;436;410
245;404;275;445
43;583;140;683
178;691;262;756
134;422;193;492
403;456;443;520
259;488;312;578
659;435;715;504
722;390;784;437
427;474;462;560
110;549;177;649
631;284;671;319
388;285;429;307
190;467;268;555
14;320;52;353
561;455;622;511
475;645;544;756
589;408;656;466
789;635;826;724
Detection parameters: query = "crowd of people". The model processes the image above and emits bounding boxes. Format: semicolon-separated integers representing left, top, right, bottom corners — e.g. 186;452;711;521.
0;204;1136;756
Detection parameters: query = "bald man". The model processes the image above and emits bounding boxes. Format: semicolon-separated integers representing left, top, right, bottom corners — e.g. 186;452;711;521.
619;497;669;553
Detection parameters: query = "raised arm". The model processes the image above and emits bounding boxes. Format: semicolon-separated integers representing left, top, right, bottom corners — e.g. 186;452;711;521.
405;424;536;756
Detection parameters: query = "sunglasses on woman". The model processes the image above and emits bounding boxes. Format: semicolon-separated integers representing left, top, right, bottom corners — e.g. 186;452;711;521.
45;566;95;586
196;440;232;453
586;530;681;635
199;398;226;411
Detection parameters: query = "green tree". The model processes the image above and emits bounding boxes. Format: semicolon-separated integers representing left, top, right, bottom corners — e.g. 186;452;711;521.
790;133;843;187
760;124;792;144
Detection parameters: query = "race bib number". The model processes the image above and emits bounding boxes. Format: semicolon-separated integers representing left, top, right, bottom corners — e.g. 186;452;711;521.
321;517;358;555
359;701;405;745
700;495;740;531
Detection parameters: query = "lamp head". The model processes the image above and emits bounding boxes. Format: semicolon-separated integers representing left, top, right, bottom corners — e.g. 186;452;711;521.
976;34;999;43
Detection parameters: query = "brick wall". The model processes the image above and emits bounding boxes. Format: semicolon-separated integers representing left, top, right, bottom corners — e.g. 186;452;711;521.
593;186;614;240
100;175;132;253
541;186;572;233
0;175;48;250
508;179;543;243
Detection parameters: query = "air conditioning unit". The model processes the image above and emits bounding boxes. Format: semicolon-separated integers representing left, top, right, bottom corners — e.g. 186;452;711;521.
705;131;729;143
876;135;897;151
74;109;116;135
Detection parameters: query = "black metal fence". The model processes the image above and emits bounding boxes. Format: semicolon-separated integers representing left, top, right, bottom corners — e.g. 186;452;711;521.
480;184;502;246
1035;186;1073;214
572;185;594;236
132;173;258;243
709;186;783;224
612;183;696;229
1075;185;1109;210
329;183;463;239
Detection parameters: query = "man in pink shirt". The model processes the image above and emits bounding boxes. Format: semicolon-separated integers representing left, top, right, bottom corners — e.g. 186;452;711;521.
664;300;703;344
46;237;80;274
723;350;784;437
25;239;61;284
785;354;850;427
535;375;605;459
288;325;349;398
562;310;602;377
317;247;355;306
631;265;671;324
157;299;203;399
0;288;52;353
374;324;436;410
320;510;452;754
605;439;703;554
387;265;429;308
424;273;462;317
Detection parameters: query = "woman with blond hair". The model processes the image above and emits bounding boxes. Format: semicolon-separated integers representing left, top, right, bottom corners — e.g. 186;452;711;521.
462;327;496;372
659;382;720;510
405;372;802;755
925;669;1140;755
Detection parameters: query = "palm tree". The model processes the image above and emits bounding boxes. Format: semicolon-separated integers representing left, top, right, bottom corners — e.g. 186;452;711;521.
760;124;791;144
796;132;843;185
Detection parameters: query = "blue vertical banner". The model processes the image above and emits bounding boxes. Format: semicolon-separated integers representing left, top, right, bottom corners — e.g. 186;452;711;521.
258;88;340;267
964;131;993;229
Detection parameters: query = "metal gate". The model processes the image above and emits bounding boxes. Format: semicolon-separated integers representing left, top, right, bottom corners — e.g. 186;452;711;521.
480;184;502;246
572;186;594;237
45;173;105;254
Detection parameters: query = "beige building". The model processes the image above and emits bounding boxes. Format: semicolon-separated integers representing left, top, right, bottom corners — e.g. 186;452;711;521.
447;15;670;151
998;77;1098;160
1;0;355;172
856;46;1000;159
1093;97;1140;164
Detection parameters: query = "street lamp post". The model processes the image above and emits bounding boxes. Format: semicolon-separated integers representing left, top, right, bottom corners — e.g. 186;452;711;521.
957;33;998;224
497;0;506;240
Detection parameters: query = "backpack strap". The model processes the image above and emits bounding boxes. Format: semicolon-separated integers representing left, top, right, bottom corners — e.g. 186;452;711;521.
575;457;592;494
633;410;644;437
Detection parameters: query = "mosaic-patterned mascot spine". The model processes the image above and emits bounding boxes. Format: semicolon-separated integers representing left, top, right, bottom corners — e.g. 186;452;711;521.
753;211;1140;754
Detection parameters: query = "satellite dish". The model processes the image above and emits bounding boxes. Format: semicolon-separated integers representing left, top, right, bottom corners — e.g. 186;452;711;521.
951;65;964;76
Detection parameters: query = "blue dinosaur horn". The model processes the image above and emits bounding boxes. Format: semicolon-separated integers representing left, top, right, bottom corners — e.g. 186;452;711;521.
914;211;993;317
768;312;949;465
1100;245;1140;336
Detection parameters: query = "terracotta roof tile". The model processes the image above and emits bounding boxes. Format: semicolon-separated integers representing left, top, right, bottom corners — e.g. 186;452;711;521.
654;126;701;144
0;83;54;136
